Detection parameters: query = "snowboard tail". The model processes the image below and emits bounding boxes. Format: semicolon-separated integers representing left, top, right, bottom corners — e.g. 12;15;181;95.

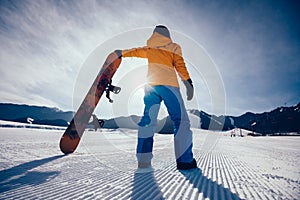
59;52;121;154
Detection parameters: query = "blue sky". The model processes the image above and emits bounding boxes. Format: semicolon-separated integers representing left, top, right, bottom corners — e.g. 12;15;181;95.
0;0;299;118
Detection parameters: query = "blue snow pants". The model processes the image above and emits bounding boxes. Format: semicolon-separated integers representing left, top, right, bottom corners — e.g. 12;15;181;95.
137;85;194;163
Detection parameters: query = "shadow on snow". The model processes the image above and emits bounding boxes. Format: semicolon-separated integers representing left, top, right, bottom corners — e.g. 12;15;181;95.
180;167;242;200
131;170;164;200
130;167;242;200
0;155;65;192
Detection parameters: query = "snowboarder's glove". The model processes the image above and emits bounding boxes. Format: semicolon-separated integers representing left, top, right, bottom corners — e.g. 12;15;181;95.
183;79;194;101
114;50;122;58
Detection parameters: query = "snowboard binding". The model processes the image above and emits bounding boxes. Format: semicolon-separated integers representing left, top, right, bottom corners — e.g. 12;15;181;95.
105;80;121;103
98;119;105;128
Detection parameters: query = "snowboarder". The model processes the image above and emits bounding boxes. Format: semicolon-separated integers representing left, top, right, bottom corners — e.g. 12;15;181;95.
115;25;197;170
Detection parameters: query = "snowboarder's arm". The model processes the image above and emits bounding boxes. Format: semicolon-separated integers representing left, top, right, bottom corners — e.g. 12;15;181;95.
121;47;148;58
173;45;194;101
173;45;190;81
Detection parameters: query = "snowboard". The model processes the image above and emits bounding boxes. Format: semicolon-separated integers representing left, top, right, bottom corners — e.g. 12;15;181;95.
59;52;122;154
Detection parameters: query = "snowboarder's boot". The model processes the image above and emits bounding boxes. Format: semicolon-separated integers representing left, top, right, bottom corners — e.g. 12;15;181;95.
138;162;152;169
177;159;197;170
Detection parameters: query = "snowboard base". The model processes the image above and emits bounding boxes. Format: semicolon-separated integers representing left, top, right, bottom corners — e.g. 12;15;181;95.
59;52;121;154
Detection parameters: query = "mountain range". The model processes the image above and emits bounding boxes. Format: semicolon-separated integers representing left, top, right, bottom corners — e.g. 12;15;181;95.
0;103;73;127
0;103;299;135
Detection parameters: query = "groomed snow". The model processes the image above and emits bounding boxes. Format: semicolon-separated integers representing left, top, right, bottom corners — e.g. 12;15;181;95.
0;127;299;199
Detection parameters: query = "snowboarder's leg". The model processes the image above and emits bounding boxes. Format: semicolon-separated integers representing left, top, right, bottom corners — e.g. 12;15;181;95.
157;86;194;164
137;86;162;166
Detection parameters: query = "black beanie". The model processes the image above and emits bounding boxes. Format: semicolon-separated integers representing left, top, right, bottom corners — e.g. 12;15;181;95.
153;25;171;38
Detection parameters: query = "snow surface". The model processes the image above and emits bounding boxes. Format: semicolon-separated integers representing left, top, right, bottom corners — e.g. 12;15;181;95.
0;126;299;199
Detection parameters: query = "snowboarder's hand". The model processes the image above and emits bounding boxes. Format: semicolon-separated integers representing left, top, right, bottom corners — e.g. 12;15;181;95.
114;50;122;58
183;79;194;101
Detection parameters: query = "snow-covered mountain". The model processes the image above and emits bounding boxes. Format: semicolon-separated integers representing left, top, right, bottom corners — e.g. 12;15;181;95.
1;103;299;134
231;103;300;134
102;115;141;129
189;103;300;134
0;103;74;126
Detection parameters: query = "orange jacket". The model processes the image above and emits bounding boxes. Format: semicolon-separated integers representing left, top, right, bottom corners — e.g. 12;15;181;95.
122;32;191;88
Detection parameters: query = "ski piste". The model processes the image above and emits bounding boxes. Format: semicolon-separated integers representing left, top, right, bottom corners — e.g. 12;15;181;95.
59;52;121;154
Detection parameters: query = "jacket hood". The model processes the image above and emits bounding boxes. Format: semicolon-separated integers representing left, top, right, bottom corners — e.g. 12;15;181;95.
147;32;172;48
